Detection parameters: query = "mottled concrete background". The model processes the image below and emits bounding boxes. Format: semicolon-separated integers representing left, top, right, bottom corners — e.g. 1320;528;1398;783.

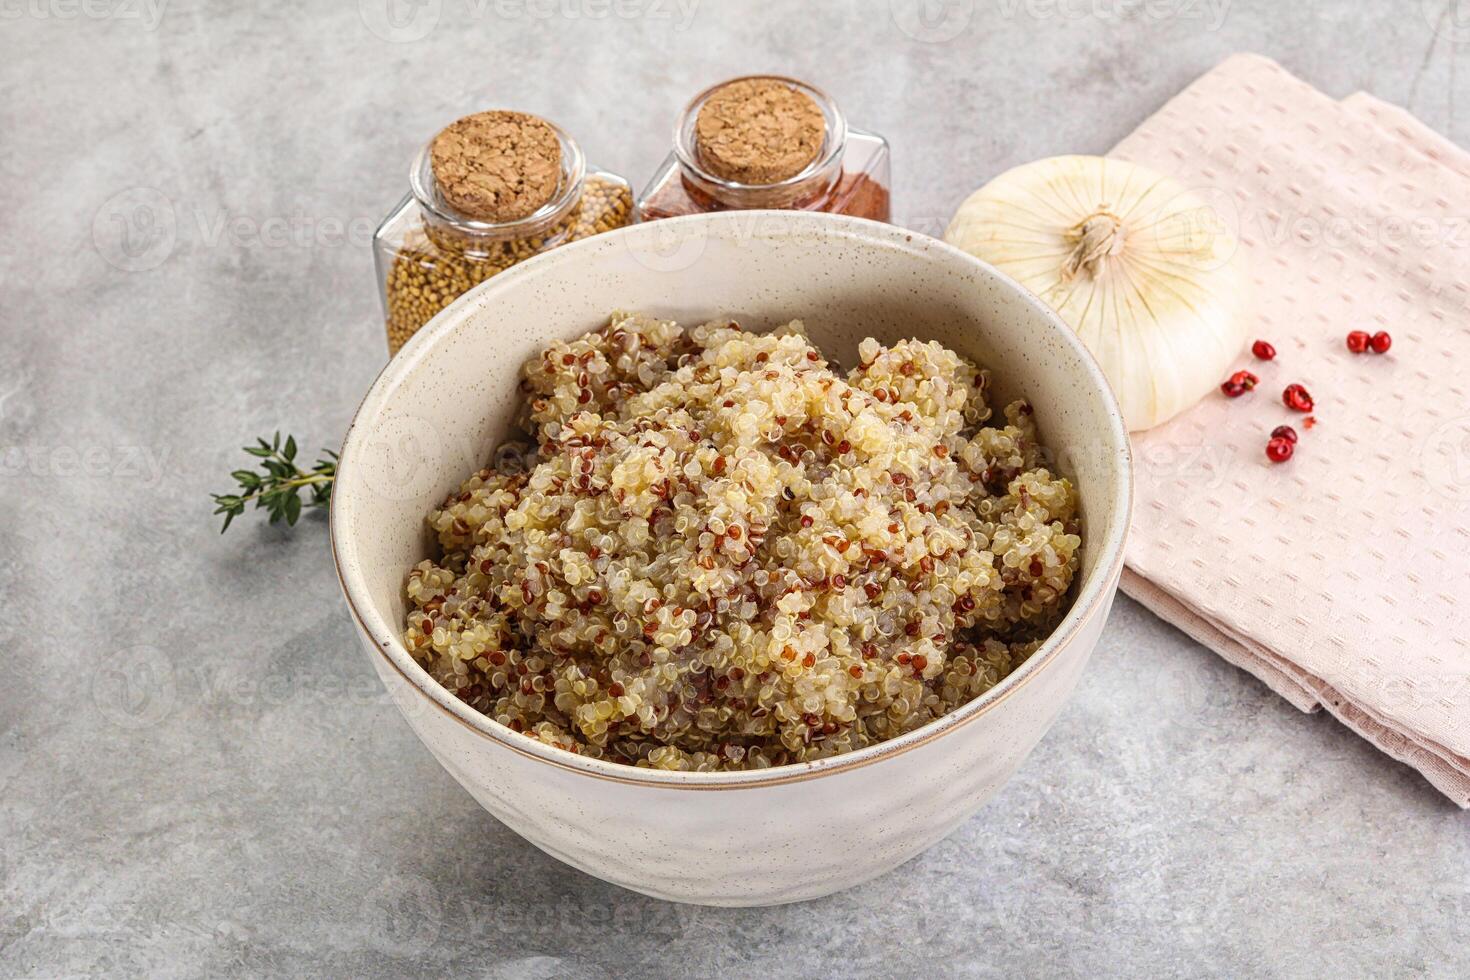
1;0;1466;976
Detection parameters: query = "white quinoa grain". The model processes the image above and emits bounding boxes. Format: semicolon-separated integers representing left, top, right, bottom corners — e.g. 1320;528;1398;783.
404;313;1082;771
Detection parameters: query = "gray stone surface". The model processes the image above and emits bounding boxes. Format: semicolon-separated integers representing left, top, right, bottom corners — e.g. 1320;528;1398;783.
2;1;1466;976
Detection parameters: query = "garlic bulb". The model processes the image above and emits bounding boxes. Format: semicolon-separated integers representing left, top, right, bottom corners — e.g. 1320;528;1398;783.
945;155;1247;431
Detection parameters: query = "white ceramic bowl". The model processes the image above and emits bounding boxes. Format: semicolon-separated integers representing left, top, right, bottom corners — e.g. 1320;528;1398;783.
331;212;1131;906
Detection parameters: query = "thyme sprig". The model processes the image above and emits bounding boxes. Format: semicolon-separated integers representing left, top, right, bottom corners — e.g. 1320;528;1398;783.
213;432;337;533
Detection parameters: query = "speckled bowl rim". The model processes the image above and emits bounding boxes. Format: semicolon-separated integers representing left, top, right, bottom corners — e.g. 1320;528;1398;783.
331;211;1133;791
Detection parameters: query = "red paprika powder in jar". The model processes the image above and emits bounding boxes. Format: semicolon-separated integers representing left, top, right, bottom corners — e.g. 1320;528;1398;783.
636;75;891;222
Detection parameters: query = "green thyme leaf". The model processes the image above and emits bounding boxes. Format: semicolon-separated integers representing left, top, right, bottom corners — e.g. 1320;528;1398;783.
212;434;338;533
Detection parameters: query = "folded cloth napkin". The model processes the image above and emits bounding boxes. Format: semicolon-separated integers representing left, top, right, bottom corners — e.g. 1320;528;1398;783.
1109;54;1470;807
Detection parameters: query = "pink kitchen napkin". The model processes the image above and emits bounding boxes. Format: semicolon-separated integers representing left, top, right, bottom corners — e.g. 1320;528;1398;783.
1108;54;1470;806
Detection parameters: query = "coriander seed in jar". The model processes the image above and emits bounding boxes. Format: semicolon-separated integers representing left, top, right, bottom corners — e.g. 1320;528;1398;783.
373;111;633;355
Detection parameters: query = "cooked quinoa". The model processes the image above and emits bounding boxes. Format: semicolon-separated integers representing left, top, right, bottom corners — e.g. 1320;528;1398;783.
403;313;1082;771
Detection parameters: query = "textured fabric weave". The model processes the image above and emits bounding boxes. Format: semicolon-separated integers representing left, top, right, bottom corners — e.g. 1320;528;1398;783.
1111;54;1470;807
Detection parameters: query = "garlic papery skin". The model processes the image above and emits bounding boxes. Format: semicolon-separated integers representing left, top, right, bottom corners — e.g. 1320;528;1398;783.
945;155;1247;431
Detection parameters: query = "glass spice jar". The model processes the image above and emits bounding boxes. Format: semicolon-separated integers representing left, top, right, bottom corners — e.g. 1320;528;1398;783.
374;111;633;355
636;76;891;223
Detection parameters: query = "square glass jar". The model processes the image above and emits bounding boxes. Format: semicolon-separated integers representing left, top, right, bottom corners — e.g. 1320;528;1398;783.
636;77;891;223
374;122;633;355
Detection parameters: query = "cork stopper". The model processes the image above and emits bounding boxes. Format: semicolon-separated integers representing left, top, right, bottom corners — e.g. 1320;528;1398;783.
429;110;562;223
694;78;826;185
